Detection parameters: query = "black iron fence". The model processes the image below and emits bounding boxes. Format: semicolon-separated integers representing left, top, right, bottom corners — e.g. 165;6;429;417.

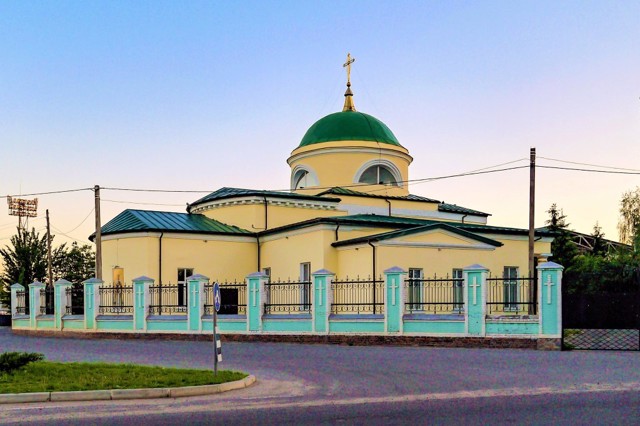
264;279;311;314
149;284;188;315
39;286;55;315
65;284;85;315
98;285;133;314
15;286;28;315
486;276;537;315
204;281;246;315
405;276;464;314
331;277;384;315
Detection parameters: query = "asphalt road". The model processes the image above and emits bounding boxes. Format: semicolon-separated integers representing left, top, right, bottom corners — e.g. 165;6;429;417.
1;328;640;425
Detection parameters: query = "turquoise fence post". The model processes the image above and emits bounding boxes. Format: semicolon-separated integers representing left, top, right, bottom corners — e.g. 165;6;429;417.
54;279;73;330
312;269;334;333
83;278;103;330
537;262;563;345
187;274;208;332
10;283;26;318
28;281;45;329
246;272;267;333
132;276;153;332
464;264;488;336
385;267;406;333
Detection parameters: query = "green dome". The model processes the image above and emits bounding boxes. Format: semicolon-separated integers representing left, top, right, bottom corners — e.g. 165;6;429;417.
299;111;401;147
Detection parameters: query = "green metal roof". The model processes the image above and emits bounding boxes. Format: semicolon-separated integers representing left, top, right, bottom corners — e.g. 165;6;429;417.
190;187;340;209
332;223;503;248
438;203;489;217
318;187;489;216
91;209;251;240
259;214;554;238
299;111;402;147
318;187;440;203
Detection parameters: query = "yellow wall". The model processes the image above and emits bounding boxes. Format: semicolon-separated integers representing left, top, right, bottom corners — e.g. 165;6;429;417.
335;237;551;279
102;234;256;284
201;202;344;231
260;228;338;280
289;141;412;196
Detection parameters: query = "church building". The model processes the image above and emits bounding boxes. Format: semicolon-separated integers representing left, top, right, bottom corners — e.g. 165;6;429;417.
94;56;553;289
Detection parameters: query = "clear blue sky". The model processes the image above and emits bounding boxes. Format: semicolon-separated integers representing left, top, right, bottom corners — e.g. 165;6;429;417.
1;0;639;247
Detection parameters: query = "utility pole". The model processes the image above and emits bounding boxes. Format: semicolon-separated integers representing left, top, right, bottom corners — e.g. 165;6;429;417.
94;185;102;280
528;148;536;279
46;209;52;287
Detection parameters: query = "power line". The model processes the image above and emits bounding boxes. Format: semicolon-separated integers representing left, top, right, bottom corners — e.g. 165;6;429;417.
538;165;640;175
538;156;640;172
0;187;93;199
59;208;95;234
102;199;185;207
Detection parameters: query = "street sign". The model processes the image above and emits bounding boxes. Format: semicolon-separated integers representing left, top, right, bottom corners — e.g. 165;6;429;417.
213;282;221;312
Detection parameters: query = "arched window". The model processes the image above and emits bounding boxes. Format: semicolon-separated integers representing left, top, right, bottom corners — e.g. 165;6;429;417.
291;167;318;190
358;165;399;186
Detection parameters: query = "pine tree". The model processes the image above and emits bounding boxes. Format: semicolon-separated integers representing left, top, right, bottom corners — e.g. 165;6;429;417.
546;204;578;269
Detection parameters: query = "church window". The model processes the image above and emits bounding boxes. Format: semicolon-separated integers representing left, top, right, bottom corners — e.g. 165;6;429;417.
292;168;318;190
177;268;193;308
358;165;399;186
300;262;311;310
452;269;464;313
407;268;423;311
503;266;519;311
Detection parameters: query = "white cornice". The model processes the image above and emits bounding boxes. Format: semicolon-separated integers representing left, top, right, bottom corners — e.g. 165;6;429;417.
190;196;339;214
259;224;337;242
339;203;487;224
287;145;413;165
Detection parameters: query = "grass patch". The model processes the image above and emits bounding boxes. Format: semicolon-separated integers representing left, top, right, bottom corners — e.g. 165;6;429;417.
0;362;247;394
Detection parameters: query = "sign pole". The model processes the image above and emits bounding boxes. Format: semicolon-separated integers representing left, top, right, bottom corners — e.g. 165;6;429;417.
213;303;218;376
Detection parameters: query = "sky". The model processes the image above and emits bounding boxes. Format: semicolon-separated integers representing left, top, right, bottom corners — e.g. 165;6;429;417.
0;0;639;250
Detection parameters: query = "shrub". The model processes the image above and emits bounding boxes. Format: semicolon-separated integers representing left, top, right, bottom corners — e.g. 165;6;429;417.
0;352;45;374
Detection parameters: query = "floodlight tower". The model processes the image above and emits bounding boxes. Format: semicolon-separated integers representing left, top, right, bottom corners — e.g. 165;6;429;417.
7;196;38;231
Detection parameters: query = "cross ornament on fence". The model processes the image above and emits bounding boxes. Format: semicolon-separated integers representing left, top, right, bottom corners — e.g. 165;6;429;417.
544;275;554;304
470;277;480;305
390;278;398;306
251;282;260;307
136;286;144;309
191;285;198;308
317;280;324;307
87;288;93;309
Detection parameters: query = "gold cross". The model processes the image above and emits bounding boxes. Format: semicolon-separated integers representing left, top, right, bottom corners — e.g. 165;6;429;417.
343;53;355;84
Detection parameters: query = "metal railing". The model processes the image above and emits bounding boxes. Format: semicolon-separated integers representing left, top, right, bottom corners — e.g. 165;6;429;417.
15;287;28;315
331;277;385;315
405;276;464;314
264;279;311;314
204;281;246;315
65;284;85;315
149;284;187;315
39;286;55;315
98;285;134;314
486;276;537;315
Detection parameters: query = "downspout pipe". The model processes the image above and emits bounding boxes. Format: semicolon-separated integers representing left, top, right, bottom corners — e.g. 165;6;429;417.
368;240;377;314
158;232;164;285
334;224;340;242
256;235;261;272
384;199;391;216
263;194;268;231
461;214;468;224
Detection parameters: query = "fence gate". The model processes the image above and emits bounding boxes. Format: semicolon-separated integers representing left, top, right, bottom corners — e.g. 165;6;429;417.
562;289;640;351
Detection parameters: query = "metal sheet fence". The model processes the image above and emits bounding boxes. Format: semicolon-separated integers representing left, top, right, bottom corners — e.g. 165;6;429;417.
486;277;537;315
405;277;464;314
39;286;55;315
98;285;133;314
204;281;246;315
264;280;311;314
331;277;385;315
149;284;188;315
65;285;85;315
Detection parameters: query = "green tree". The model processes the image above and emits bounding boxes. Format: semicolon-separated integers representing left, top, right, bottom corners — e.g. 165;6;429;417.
0;229;94;306
590;222;608;258
618;186;640;248
546;204;579;269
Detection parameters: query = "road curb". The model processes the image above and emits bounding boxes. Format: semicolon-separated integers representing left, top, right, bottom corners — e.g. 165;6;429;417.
0;375;256;404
